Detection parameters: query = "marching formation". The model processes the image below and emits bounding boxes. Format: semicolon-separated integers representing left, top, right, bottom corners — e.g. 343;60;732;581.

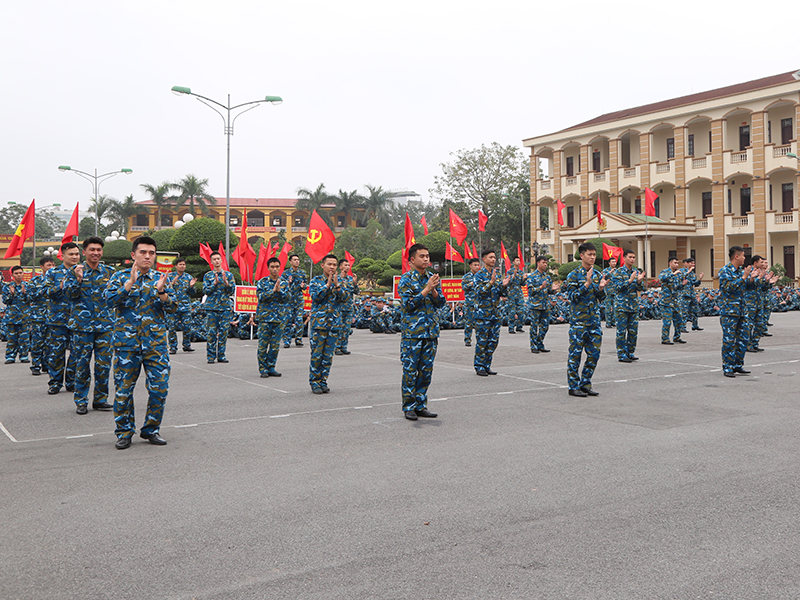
0;234;789;445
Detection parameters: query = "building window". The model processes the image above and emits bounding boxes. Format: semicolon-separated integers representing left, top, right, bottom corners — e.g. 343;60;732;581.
160;214;172;227
294;216;304;227
667;138;675;160
592;150;601;172
272;216;284;227
782;183;794;213
702;192;712;217
566;206;574;228
135;214;148;227
739;125;750;151
567;254;574;262
727;189;732;214
687;134;694;157
634;198;641;214
566;156;574;177
784;246;795;279
708;130;712;153
690;249;696;261
782;118;793;145
337;216;345;227
767;120;772;144
229;217;239;227
769;184;773;211
740;187;751;215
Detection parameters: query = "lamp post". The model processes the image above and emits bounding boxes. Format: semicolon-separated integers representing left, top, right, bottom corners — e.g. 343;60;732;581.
58;166;133;236
170;86;282;263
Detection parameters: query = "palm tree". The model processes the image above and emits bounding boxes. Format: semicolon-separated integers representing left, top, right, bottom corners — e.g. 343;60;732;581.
296;183;333;226
363;184;393;230
173;174;217;216
331;189;365;229
109;194;148;235
90;195;115;226
140;181;175;229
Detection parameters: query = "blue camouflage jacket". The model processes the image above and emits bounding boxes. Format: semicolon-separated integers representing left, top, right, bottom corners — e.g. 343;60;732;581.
28;274;49;322
256;275;288;323
526;270;553;310
167;272;195;313
399;269;445;339
680;267;702;297
718;263;756;316
45;264;75;327
565;265;605;325
1;280;30;324
281;267;308;304
612;265;645;312
461;271;476;308
203;270;235;311
309;275;349;330
339;274;356;311
506;268;524;299
658;268;683;304
473;267;508;320
64;262;116;333
104;268;176;351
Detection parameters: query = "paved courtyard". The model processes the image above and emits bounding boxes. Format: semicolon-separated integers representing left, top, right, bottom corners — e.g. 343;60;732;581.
2;313;800;599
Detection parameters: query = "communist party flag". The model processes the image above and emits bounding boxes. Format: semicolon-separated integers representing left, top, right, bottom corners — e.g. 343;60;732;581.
402;212;415;273
232;209;256;283
199;242;213;267
217;242;229;271
420;215;428;235
57;204;80;259
277;242;293;274
556;198;565;226
445;241;463;262
254;244;270;280
602;242;623;261
305;209;335;263
449;209;468;246
644;187;658;217
344;250;355;276
500;241;511;271
3;200;35;259
478;209;488;232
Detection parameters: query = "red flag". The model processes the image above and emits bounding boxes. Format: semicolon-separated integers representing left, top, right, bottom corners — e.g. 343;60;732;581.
478;209;488;232
602;243;623;262
463;241;472;260
420;215;428;235
449;209;468;246
344;250;355;276
3;200;35;259
305;209;336;263
403;212;415;273
645;187;658;217
231;209;256;283
254;244;270;280
556;198;565;227
500;241;511;271
517;242;522;263
445;241;463;262
199;242;213;268
277;242;292;274
401;248;409;273
596;194;602;224
472;241;477;259
217;242;229;271
62;204;79;245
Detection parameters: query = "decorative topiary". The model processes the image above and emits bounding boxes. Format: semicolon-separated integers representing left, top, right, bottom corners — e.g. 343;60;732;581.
169;217;239;257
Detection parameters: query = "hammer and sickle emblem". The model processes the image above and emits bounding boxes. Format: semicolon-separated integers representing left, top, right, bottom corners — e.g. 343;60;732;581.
308;229;322;244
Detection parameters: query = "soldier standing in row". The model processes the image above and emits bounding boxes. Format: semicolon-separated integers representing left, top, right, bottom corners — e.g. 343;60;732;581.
659;257;685;345
256;257;288;378
506;256;525;334
718;246;755;378
308;254;348;394
613;250;646;363
2;265;30;364
602;256;617;328
45;242;80;395
335;257;355;355
282;254;308;348
461;258;480;347
526;255;556;354
167;257;197;354
473;249;510;376
680;258;704;331
28;257;54;376
203;252;234;364
63;237;115;415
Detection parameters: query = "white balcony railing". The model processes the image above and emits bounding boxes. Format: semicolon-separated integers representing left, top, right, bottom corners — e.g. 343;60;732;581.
131;226;149;231
692;157;707;169
656;163;670;174
594;173;605;182
774;145;791;158
775;213;794;224
540;230;552;239
566;176;577;186
695;219;708;229
731;151;747;163
624;168;636;178
732;216;748;227
541;180;551;189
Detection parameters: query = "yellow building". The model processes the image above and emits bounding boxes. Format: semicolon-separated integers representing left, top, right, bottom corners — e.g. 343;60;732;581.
525;70;800;282
127;197;365;246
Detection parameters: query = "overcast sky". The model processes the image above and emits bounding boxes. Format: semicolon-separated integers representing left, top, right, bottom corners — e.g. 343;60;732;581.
1;0;795;214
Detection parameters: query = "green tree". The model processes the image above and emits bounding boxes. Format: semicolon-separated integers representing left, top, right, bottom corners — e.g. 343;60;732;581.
78;216;113;240
90;195;116;226
102;239;134;265
363;184;393;230
173;174;217;216
108;194;147;235
352;258;393;290
150;227;178;251
331;189;365;227
296;183;333;226
169;216;238;257
333;219;400;261
140;181;175;228
0;203;64;240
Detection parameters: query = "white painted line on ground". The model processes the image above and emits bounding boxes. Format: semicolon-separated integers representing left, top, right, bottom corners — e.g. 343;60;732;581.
65;434;93;439
174;424;198;428
0;420;18;443
664;374;677;378
353;406;373;410
173;360;290;393
614;380;628;383
497;391;514;395
270;414;291;419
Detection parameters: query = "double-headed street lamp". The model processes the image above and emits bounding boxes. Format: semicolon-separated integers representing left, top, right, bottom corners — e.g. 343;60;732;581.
58;166;133;236
170;86;283;262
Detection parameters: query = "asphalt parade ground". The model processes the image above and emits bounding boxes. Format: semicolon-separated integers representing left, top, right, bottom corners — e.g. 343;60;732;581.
2;314;800;600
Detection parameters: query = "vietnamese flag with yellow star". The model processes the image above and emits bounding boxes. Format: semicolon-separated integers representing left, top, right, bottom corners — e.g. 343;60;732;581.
305;210;335;263
3;200;35;259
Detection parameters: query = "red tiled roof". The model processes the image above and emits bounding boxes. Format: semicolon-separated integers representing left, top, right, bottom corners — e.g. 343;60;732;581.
526;70;800;141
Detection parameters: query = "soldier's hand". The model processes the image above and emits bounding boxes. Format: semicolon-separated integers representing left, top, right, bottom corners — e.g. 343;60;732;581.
129;267;139;285
698;272;704;280
637;271;646;281
599;275;608;290
74;264;84;282
156;272;169;293
273;278;280;292
190;277;197;286
540;281;548;289
502;274;511;286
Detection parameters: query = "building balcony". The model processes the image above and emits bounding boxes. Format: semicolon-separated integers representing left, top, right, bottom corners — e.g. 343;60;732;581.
685;155;712;180
650;161;675;184
588;170;609;195
562;174;580;189
686;216;714;236
618;166;640;188
725;213;755;234
765;142;797;174
723;149;753;178
536;179;552;195
767;210;796;233
536;230;553;243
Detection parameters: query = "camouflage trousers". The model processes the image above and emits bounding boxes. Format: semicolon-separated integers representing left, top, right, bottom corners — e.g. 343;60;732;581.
283;299;304;344
370;313;392;333
507;295;524;332
660;303;683;342
168;311;194;352
257;320;283;374
205;311;228;361
720;315;749;374
604;295;616;326
681;295;700;328
528;307;550;350
463;305;475;344
4;323;30;361
47;325;75;390
337;309;352;351
473;318;500;372
29;321;47;371
113;348;170;439
615;309;638;359
71;330;112;408
401;337;438;413
567;322;602;391
309;327;339;390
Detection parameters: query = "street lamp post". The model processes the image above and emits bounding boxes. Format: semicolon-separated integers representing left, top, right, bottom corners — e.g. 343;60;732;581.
58;166;133;236
170;86;282;262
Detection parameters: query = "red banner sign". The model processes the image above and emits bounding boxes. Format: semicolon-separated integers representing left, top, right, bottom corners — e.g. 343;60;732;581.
234;286;258;313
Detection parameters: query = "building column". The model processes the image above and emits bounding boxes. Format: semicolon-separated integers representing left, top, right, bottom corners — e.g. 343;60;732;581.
711;118;725;282
673;126;686;223
751;111;768;254
676;236;687;259
637;237;645;271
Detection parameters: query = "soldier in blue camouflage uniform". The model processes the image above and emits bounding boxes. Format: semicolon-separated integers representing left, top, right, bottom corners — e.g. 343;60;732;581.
399;243;444;420
565;243;608;396
473;249;510;376
166;257;197;354
105;236;175;449
526;255;556;354
2;266;30;364
202;251;235;364
659;257;686;345
745;256;778;353
680;258;704;331
27;257;54;376
63;237;116;414
308;254;348;394
506;256;525;334
613;250;646;362
370;298;395;333
256;257;288;377
461;258;480;346
282;254;308;348
335;258;356;355
601;256;618;328
44;242;80;394
718;246;756;378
